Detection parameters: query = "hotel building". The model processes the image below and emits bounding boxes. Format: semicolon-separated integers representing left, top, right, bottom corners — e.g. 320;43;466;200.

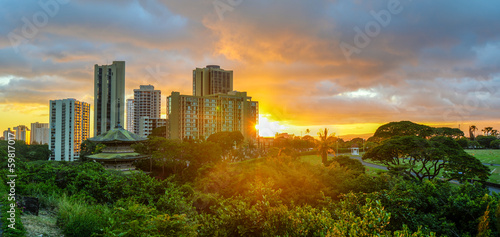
49;98;90;161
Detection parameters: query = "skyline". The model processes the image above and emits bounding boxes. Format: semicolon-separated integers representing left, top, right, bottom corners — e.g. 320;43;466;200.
1;0;500;138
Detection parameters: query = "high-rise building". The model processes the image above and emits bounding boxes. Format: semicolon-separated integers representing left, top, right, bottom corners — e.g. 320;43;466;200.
94;61;125;136
49;98;90;161
167;91;258;141
126;99;134;132
31;122;50;145
13;125;31;145
193;65;233;97
133;85;162;136
138;117;167;137
3;128;15;141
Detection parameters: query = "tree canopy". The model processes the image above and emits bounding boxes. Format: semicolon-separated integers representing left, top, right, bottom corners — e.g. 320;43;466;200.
363;136;490;182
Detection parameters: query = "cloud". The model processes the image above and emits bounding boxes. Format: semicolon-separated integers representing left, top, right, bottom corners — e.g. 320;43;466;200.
1;0;500;133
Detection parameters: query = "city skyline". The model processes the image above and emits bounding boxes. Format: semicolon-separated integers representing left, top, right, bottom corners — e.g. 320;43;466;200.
1;1;500;138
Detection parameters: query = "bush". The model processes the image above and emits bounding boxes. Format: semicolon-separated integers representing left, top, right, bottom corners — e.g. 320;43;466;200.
490;140;500;149
476;136;497;149
56;195;111;237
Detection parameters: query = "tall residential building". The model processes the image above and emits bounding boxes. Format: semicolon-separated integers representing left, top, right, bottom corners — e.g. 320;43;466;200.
14;125;31;145
49;98;90;161
193;65;233;97
3;128;15;141
94;61;125;136
126;99;134;132
133;85;162;136
138;117;167;137
167;91;258;141
31;122;50;145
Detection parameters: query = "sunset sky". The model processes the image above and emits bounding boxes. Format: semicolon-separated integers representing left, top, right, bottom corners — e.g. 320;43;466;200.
1;0;500;138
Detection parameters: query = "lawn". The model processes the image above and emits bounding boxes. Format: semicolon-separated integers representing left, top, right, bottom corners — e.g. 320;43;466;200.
465;149;500;184
464;149;500;164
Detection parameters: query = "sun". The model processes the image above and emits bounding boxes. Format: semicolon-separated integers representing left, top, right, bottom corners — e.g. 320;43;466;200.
255;114;287;137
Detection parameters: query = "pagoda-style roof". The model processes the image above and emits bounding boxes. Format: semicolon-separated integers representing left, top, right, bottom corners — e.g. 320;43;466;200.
88;124;147;143
86;152;149;161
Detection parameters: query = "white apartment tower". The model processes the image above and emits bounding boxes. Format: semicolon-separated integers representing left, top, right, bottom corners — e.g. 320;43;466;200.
133;85;161;136
49;98;90;161
126;99;135;132
31;122;50;145
94;61;125;136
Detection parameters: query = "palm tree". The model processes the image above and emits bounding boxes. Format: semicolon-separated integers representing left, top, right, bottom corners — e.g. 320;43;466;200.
305;129;310;135
482;127;493;136
469;125;478;140
491;130;499;137
317;128;334;166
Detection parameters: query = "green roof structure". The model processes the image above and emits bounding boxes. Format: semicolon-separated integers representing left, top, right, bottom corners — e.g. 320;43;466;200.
86;123;150;172
88;123;147;143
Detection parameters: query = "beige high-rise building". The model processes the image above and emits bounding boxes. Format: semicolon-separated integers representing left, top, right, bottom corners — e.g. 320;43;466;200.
31;122;50;145
167;91;258;141
133;85;161;136
14;125;30;145
193;65;233;97
49;98;90;161
94;61;125;136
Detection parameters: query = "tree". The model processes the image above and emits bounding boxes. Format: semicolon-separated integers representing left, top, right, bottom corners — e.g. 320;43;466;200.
150;126;167;138
482;127;494;136
434;127;464;138
476;136;497;149
207;131;244;152
469;125;478;140
363;136;490;182
371;121;435;142
317;128;335;166
305;128;310;135
491;140;500;149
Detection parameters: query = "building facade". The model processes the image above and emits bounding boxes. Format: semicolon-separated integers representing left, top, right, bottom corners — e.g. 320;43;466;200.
133;85;161;136
49;98;90;161
94;61;125;136
31;122;50;145
193;65;233;97
126;99;134;132
167;91;258;141
3;128;15;141
13;125;30;145
138;117;167;137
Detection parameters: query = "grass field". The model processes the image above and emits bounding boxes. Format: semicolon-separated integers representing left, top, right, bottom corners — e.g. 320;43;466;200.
465;149;500;184
464;149;500;164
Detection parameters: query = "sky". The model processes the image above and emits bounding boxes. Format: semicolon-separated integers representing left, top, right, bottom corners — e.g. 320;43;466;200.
1;0;500;138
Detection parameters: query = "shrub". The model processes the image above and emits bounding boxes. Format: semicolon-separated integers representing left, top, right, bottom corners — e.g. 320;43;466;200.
56;195;111;237
490;140;500;149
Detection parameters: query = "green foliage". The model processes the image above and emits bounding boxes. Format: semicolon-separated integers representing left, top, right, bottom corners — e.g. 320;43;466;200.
56;195;111;237
477;136;498;149
490;140;500;149
329;155;365;174
150;125;167;138
103;198;197;237
371;121;435;142
207;131;244;151
363;136;490;182
347;179;500;236
456;137;469;148
0;180;27;236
